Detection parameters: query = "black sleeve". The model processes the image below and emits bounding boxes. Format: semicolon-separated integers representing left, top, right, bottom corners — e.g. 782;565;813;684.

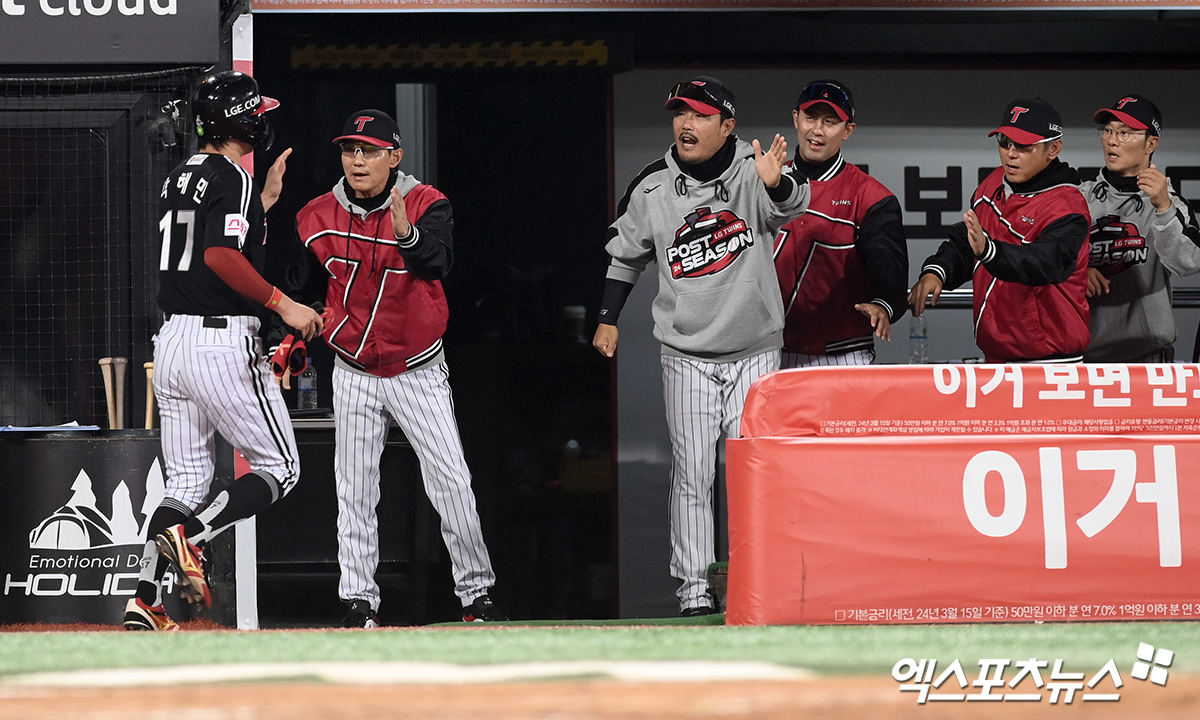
287;246;328;305
978;213;1089;285
920;221;978;291
396;198;454;281
766;172;802;202
855;195;909;322
598;277;635;326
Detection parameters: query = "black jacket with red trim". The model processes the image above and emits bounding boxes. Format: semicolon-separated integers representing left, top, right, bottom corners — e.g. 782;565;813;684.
919;158;1090;362
774;153;908;356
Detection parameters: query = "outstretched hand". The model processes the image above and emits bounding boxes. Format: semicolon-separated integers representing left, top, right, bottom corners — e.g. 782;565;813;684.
855;303;892;341
908;274;944;317
964;209;988;258
277;296;323;342
391;186;411;238
752;134;788;189
261;148;292;213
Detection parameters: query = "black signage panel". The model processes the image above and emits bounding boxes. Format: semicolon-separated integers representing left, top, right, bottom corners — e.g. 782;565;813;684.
0;0;218;65
0;432;193;625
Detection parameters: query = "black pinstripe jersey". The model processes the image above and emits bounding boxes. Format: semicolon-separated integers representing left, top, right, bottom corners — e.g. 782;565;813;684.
156;152;266;317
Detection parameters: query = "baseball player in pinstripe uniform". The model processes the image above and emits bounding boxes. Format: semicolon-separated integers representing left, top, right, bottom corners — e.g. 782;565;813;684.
773;80;909;368
124;71;323;631
593;77;809;616
280;109;504;627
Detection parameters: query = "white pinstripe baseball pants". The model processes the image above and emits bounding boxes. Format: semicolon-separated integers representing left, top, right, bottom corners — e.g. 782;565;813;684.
153;315;300;511
781;348;875;369
661;349;779;611
332;362;495;611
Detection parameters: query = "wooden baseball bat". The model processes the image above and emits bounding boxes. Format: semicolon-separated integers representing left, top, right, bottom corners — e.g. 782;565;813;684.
144;361;155;429
112;357;128;430
98;357;115;429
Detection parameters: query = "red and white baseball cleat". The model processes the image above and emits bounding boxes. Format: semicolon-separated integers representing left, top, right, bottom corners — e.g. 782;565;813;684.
156;524;212;608
123;598;180;632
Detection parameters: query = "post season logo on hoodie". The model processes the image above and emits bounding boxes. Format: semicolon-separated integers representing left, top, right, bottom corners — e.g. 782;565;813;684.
1090;214;1148;276
667;206;754;279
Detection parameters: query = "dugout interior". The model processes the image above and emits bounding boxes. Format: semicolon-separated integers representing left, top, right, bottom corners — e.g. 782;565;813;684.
0;70;204;429
3;6;1200;624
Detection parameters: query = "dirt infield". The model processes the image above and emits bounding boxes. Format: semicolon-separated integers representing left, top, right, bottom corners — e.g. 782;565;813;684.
3;623;1199;718
2;676;1199;720
0;620;229;633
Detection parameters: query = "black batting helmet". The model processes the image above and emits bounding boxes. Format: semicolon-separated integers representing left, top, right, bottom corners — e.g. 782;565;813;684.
192;71;279;151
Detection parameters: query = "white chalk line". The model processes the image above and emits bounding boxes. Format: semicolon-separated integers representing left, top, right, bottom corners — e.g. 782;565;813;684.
0;660;813;690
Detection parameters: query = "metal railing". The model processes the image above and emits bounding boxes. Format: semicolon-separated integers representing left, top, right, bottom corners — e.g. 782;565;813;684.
926;287;1200;309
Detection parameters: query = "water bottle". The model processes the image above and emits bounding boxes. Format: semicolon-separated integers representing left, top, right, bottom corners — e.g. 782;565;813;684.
297;359;318;410
908;314;928;364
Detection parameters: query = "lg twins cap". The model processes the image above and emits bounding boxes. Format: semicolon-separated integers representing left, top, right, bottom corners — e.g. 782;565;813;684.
334;109;402;148
988;98;1063;145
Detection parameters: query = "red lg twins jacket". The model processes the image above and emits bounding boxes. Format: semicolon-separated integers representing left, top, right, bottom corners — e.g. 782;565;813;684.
774;154;909;356
293;173;454;377
918;160;1090;362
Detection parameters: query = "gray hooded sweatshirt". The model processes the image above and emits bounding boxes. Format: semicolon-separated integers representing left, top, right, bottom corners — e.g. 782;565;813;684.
1080;168;1200;361
605;138;810;362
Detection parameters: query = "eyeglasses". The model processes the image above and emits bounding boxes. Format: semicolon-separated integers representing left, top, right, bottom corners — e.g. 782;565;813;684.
1097;126;1148;144
339;142;393;159
797;82;853;120
996;134;1056;152
667;82;725;114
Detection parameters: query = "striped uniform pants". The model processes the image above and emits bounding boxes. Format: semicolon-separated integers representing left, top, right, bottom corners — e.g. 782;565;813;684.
153;314;300;512
781;348;875;369
660;349;779;611
332;361;495;611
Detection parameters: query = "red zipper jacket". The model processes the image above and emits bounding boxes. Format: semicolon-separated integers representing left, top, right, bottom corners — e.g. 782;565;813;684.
291;173;454;377
919;160;1090;362
774;154;909;356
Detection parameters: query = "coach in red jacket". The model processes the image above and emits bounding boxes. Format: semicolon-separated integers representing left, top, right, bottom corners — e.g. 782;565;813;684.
285;109;504;628
773;79;909;367
909;98;1091;363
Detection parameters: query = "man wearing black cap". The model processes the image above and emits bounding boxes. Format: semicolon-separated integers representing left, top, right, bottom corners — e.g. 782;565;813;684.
773;79;908;367
125;72;325;632
908;97;1091;363
282;109;505;626
592;76;809;616
1080;94;1200;363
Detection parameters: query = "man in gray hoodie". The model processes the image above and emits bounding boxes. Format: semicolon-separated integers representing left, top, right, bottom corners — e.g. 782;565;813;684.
593;76;810;616
1081;94;1200;363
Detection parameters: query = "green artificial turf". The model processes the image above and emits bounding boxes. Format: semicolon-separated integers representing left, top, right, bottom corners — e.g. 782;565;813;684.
2;620;1197;679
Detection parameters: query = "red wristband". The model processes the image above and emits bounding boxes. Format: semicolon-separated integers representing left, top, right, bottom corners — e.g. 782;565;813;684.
265;286;283;309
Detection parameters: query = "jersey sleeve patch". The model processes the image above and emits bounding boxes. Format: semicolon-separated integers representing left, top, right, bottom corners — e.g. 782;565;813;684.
224;213;250;244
